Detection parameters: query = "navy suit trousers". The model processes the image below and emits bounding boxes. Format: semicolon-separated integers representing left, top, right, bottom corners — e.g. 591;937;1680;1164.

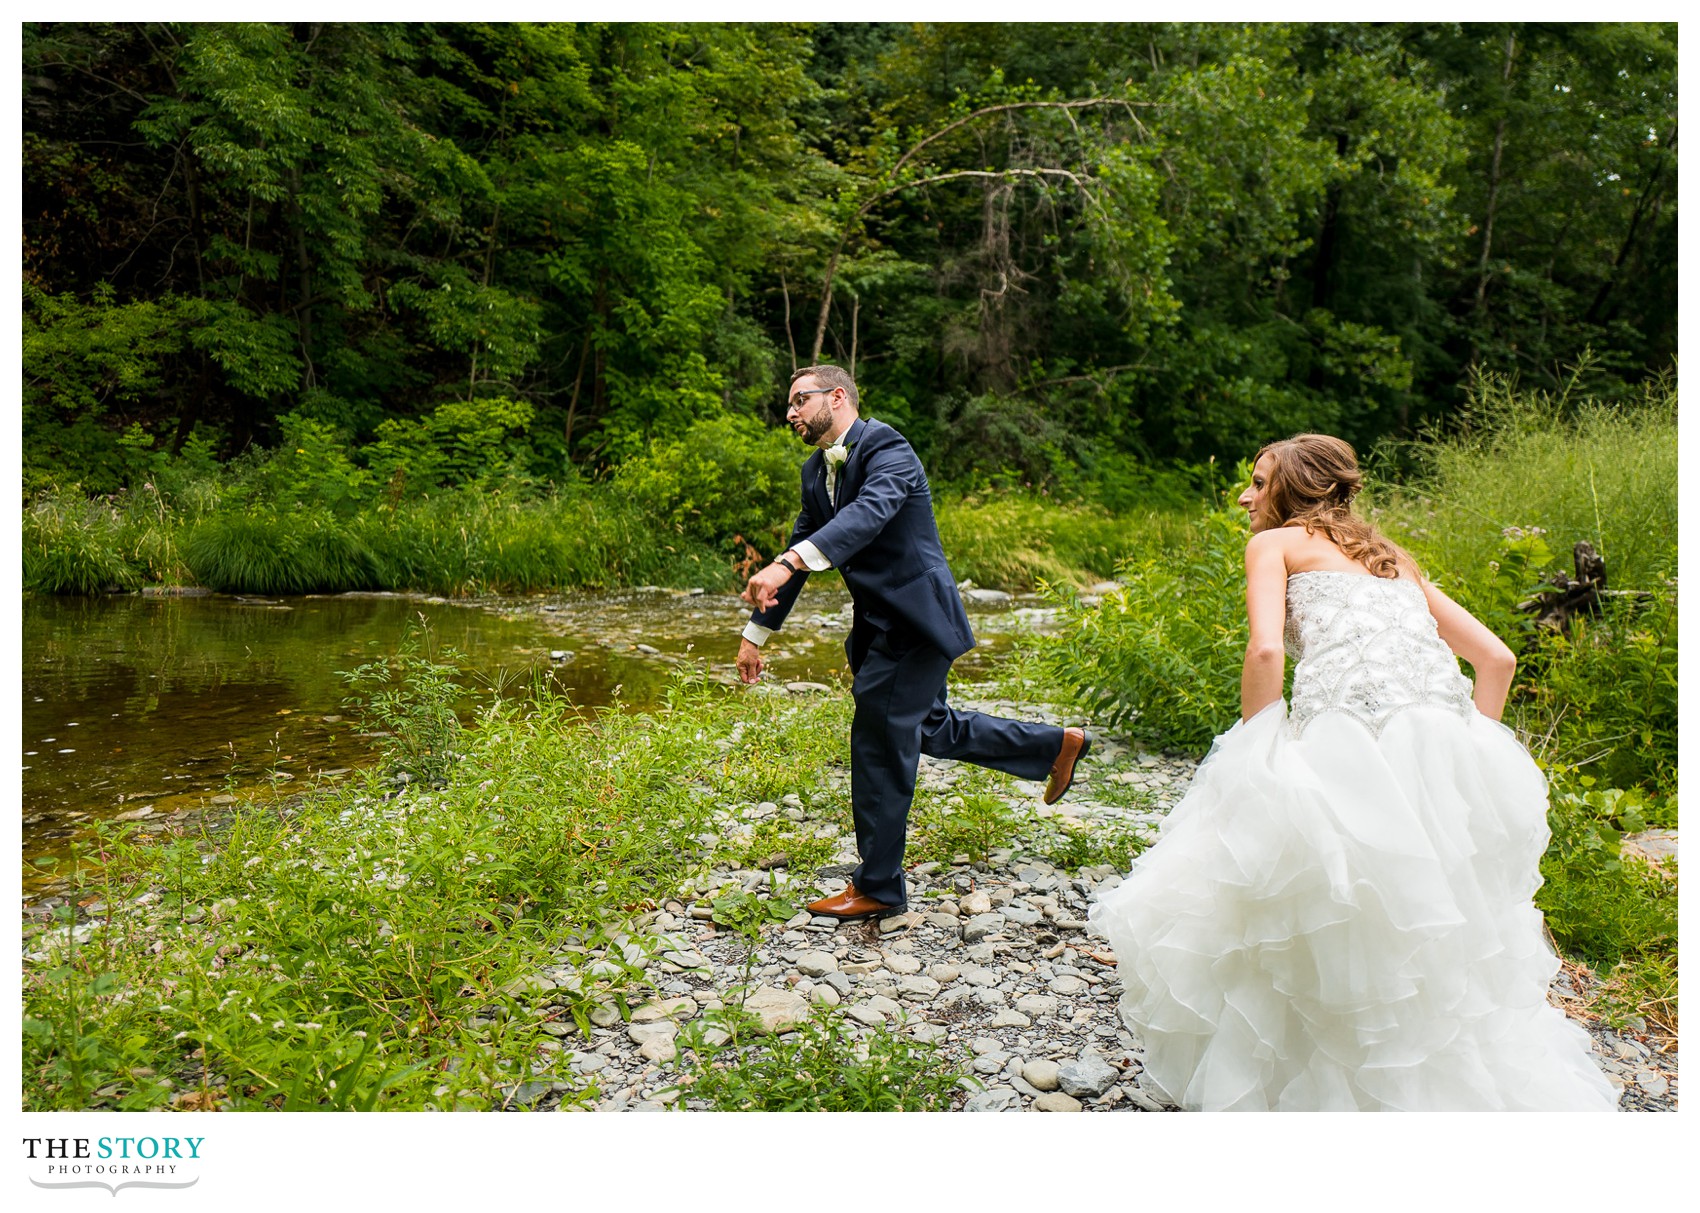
848;629;1065;907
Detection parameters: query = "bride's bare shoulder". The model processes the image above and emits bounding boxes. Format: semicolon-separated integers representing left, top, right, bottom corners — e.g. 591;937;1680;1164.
1249;525;1333;568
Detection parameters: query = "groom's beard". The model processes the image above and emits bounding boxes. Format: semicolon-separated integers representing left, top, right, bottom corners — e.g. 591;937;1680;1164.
793;404;835;446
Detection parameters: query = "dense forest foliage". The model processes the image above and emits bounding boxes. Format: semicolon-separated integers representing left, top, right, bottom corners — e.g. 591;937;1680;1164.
23;21;1677;499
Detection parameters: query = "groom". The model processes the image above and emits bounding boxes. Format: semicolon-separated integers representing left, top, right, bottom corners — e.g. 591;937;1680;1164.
738;365;1090;920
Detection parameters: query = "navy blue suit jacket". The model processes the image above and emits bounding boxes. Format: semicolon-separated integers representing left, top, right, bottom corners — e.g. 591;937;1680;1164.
751;417;975;672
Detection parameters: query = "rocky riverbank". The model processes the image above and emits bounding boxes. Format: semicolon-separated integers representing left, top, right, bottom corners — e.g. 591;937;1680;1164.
436;697;1678;1114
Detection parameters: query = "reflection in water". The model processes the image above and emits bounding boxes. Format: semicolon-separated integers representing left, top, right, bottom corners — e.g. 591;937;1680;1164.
21;588;1028;886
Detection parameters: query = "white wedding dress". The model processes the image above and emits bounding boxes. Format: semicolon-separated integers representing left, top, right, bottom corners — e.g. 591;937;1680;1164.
1090;570;1620;1111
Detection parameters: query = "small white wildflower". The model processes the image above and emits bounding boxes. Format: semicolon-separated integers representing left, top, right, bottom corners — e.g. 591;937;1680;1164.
249;1012;262;1023
272;1020;286;1031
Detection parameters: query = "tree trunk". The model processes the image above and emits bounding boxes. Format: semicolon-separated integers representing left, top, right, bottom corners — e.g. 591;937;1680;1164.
780;273;797;372
1472;32;1519;322
849;290;859;381
811;248;840;363
289;165;316;389
564;332;590;455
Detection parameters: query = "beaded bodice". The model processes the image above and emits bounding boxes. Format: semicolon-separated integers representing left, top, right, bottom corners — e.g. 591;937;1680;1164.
1284;570;1474;738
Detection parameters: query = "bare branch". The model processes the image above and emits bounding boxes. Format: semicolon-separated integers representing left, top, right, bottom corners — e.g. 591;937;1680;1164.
860;168;1101;218
887;96;1158;181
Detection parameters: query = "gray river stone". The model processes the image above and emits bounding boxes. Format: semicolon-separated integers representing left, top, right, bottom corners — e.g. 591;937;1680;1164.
796;951;838;977
742;987;810;1034
1023;1059;1062;1091
963;1087;1021;1112
1058;1052;1119;1099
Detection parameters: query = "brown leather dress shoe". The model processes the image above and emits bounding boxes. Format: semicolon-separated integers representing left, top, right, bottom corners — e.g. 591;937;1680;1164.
805;883;906;921
1043;727;1092;805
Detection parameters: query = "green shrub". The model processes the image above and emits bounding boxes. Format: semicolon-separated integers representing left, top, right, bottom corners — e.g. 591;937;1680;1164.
1521;591;1678;795
1536;780;1677;972
612;413;801;554
1037;508;1249;748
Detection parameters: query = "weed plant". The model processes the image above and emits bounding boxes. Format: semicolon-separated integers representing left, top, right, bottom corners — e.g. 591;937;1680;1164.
908;767;1152;873
1036;508;1252;749
1536;777;1679;1034
672;1006;963;1111
1536;780;1678;967
340;632;471;785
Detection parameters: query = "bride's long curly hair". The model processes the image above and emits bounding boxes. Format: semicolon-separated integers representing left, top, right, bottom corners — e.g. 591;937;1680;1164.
1255;434;1414;580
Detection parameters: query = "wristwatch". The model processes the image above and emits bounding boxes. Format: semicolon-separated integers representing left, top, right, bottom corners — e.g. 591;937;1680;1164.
773;554;800;575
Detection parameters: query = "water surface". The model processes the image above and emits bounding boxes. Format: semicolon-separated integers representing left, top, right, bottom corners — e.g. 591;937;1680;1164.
21;587;1041;890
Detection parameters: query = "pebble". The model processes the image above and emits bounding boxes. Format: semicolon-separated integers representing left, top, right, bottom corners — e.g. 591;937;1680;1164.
796;951;838;977
1023;1059;1062;1091
1033;1091;1084;1112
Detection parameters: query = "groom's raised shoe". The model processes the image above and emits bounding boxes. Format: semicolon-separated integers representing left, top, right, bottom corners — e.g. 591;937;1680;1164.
1043;727;1092;805
805;883;906;921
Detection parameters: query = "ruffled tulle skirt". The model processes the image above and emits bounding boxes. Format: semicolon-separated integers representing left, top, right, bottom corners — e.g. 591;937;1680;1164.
1090;701;1619;1111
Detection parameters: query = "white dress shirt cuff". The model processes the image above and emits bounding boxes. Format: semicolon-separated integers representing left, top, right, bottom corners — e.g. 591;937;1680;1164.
793;540;833;571
742;621;775;647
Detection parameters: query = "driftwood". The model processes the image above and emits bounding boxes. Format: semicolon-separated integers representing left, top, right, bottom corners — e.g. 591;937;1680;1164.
1517;541;1650;634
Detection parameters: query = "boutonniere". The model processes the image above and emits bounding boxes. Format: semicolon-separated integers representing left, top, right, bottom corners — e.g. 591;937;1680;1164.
823;442;853;468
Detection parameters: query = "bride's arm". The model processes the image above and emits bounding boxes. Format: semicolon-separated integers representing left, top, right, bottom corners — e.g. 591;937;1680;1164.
1420;578;1518;719
1241;532;1288;721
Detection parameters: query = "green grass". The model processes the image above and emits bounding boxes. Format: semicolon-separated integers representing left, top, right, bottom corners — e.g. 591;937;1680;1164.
22;494;143;594
26;479;1201;597
1380;370;1677;593
936;491;1197;590
20;672;853;1111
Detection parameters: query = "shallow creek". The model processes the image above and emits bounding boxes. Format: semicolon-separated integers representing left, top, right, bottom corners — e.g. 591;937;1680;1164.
21;586;1053;893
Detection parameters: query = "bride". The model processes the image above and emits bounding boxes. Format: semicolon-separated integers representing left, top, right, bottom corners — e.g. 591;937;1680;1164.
1089;434;1619;1111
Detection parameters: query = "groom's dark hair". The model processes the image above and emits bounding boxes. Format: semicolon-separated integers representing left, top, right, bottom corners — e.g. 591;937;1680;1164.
791;363;858;410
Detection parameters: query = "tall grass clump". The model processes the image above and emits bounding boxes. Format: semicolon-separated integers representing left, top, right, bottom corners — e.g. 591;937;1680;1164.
362;488;730;596
1381;368;1677;592
1380;371;1678;798
22;673;857;1110
22;491;143;594
936;491;1196;590
183;506;381;594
